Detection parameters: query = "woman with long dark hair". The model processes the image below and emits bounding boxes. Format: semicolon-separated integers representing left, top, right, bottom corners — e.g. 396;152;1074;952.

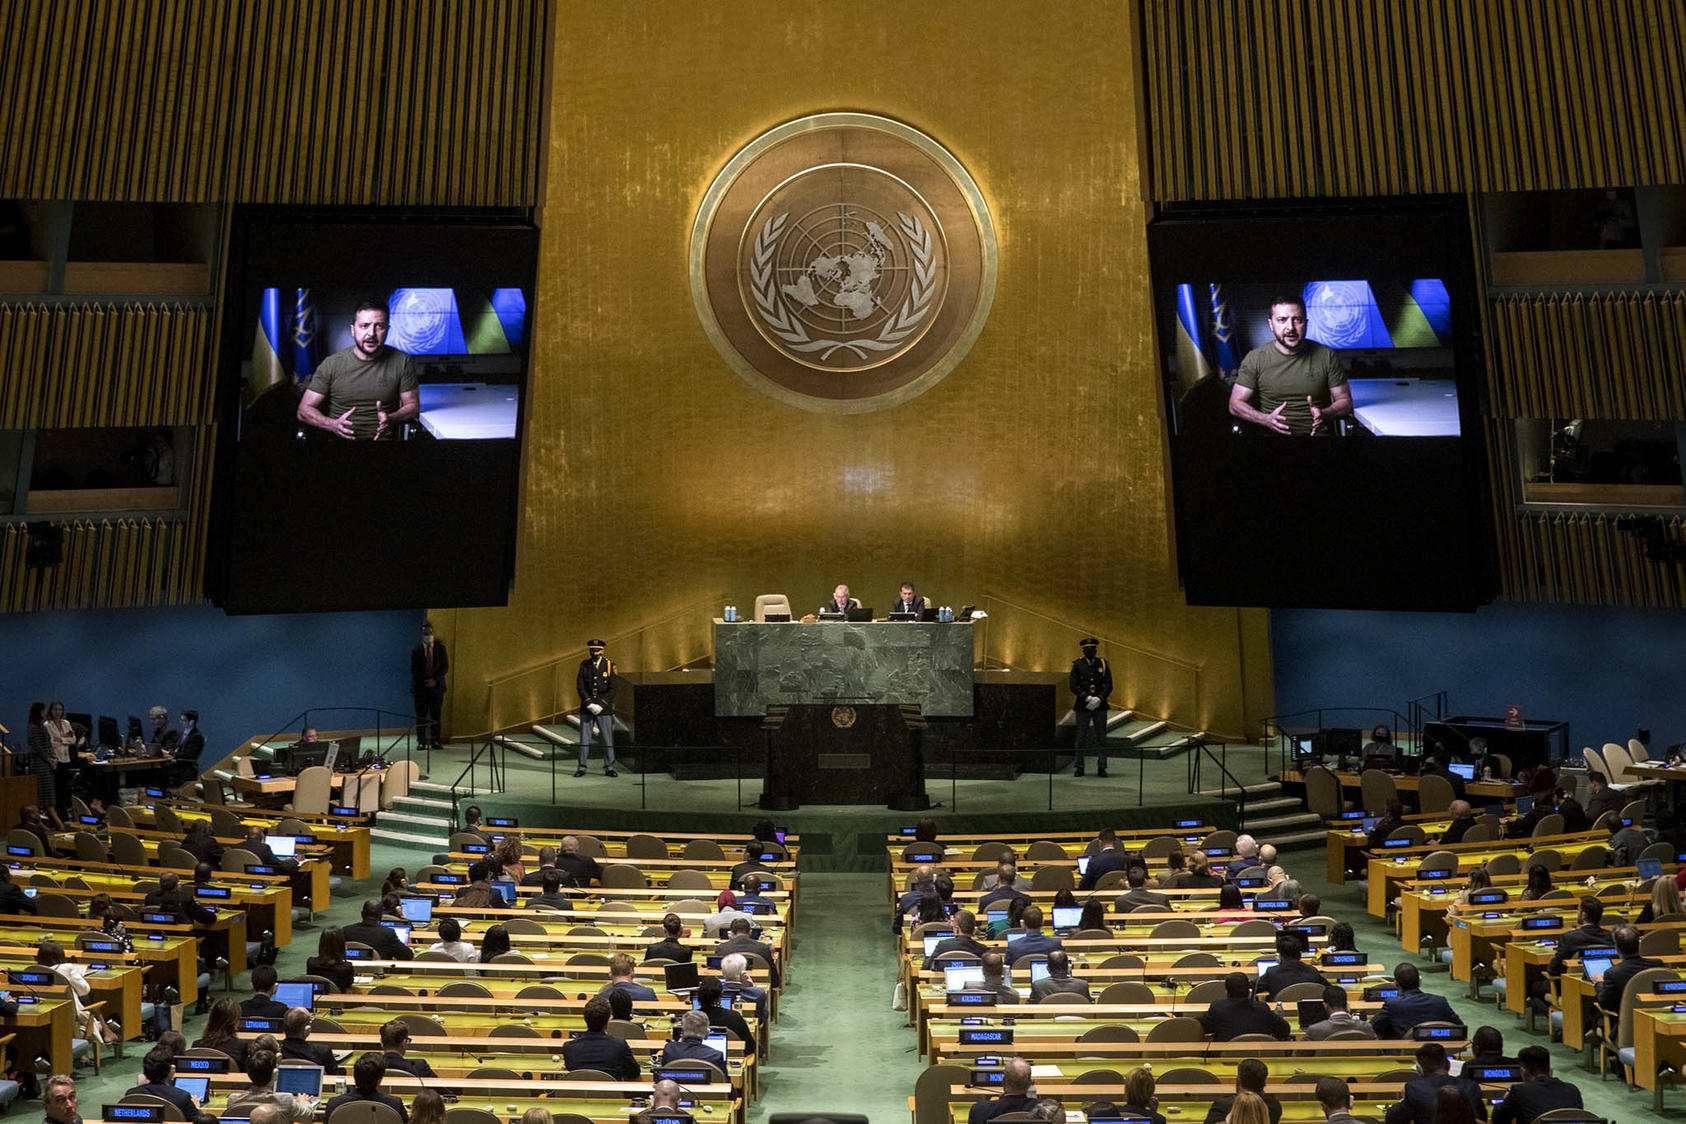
22;704;60;827
1078;898;1109;934
193;998;248;1067
478;924;512;963
306;926;355;992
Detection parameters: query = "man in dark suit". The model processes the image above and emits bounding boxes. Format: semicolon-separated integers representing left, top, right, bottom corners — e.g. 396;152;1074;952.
1468;1025;1516;1067
1583;771;1625;826
1069;637;1113;777
720;954;769;1024
967;1057;1035;1124
821;584;856;615
1203;1058;1284;1124
643;913;693;963
1384;1043;1486;1124
146;705;180;757
923;909;989;969
1438;801;1478;846
1005;905;1062;965
172;709;206;787
1609;822;1649;868
128;1046;205;1123
575;638;617;777
521;845;560;886
280;1008;342;1074
1316;1074;1367;1124
1542;896;1611;1014
893;865;938;931
599;953;659;1002
1371;963;1459;1039
1257;932;1327;1001
527;869;574;910
343;900;414;960
1595;924;1663;1013
145;871;214;925
323;1053;408;1123
1078;830;1128;891
695;978;754;1047
410;620;448;752
0;867;37;915
243;826;298;873
1198;972;1291;1041
1114;865;1171;912
660;1010;727;1070
970;950;1020;1005
1029;949;1090;1003
1493;1045;1583;1124
557;836;603;887
715;918;780;987
891;583;927;615
241;966;289;1019
379;1019;437;1077
561;995;639;1079
979;865;1032;913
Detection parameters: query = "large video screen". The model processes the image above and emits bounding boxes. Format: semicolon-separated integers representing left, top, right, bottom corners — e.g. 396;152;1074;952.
209;210;538;614
1148;201;1490;611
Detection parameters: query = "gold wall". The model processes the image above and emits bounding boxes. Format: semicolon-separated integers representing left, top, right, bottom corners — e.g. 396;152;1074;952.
444;2;1272;741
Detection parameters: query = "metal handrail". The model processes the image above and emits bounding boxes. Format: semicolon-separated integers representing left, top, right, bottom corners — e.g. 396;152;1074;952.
447;732;507;830
1185;738;1244;824
248;706;425;767
1258;706;1412;774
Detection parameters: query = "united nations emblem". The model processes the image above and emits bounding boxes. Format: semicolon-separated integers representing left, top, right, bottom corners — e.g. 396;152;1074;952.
831;706;857;729
691;114;997;413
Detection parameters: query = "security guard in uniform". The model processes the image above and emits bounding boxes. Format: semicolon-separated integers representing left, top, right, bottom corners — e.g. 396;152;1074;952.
1069;637;1113;777
575;639;617;777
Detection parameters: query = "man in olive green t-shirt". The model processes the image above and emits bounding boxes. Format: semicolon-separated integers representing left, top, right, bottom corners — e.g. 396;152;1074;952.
297;301;419;441
1229;296;1351;437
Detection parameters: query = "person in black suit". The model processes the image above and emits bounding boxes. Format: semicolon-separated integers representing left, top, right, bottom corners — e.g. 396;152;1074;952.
1069;637;1113;778
979;865;1032;913
1467;1025;1516;1067
1383;1042;1486;1124
555;835;603;887
643;912;693;963
1438;801;1478;846
410;620;448;752
967;1057;1035;1124
521;845;560;886
0;866;37;915
379;1019;437;1077
243;826;298;873
1202;1058;1284;1124
1370;963;1459;1039
144;871;213;926
891;583;927;615
1547;897;1610;977
280;1007;342;1074
172;709;206;786
1594;923;1663;1013
575;639;617;777
970;950;1020;1005
240;966;288;1019
1492;1045;1583;1124
128;1046;210;1124
323;1053;408;1123
1029;949;1090;1004
1583;771;1625;826
528;868;574;910
146;705;180;757
1198;972;1291;1041
660;1010;727;1070
923;909;989;970
821;584;856;615
1005;905;1062;965
342;901;413;960
1078;830;1128;891
561;995;639;1079
1114;865;1172;912
1368;800;1409;851
1256;932;1327;1001
715;917;780;988
696;978;754;1047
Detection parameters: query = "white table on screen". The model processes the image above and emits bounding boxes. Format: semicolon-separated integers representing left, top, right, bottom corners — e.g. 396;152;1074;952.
1347;377;1462;437
417;383;519;440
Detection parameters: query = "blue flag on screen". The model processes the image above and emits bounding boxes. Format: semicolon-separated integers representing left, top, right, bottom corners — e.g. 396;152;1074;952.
289;288;322;384
1209;284;1241;377
247;287;288;405
1173;283;1213;395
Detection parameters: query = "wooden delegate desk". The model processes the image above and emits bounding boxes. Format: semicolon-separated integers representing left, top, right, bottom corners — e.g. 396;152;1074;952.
1390;860;1660;953
929;1030;1418;1068
1318;806;1522;885
1632;1003;1686;1101
4;995;77;1075
0;956;145;1040
129;800;372;880
1365;830;1610;917
942;1080;1480;1124
0;920;200;1005
1280;767;1522;804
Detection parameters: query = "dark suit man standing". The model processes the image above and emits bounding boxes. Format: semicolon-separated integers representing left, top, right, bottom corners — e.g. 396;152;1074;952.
575;639;617;778
1029;950;1090;1004
1371;963;1459;1040
1383;1043;1486;1124
1115;866;1171;912
410;621;448;752
1069;637;1112;777
1078;829;1127;891
1199;973;1291;1041
1492;1046;1583;1124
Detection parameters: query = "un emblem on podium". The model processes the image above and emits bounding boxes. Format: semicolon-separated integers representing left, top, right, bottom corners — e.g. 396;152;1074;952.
830;706;857;729
691;113;997;413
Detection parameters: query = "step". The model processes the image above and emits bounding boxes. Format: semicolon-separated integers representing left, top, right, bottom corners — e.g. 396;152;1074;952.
1196;780;1282;798
1104;709;1137;730
1243;796;1304;816
370;826;448;847
493;734;554;761
1241;812;1324;834
531;725;579;747
378;810;450;830
391;794;454;811
410;780;499;797
1268;828;1332;849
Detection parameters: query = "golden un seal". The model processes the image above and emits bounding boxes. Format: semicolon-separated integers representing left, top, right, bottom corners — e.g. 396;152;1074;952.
830;706;857;729
691;113;997;413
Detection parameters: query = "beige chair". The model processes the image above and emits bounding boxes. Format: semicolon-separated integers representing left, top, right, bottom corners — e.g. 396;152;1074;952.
329;1102;404;1124
106;804;137;828
1418;774;1456;815
1603;743;1639;786
1460;823;1498;844
220;847;262;874
1487;853;1522;877
1360;769;1399;814
1146;1016;1204;1042
1076;1024;1139;1043
1201;830;1238;854
4;829;41;857
752;594;791;621
1305;765;1343;821
153;805;183;834
1141;835;1182;860
682;838;726;860
381;759;420;807
1032;865;1075;892
666;869;714;890
73;831;108;862
292;766;332;815
1531;814;1566;838
110;831;150;868
1628;738;1651;764
1096;981;1155;1004
1025;840;1069;860
601;863;648;889
625;834;668;860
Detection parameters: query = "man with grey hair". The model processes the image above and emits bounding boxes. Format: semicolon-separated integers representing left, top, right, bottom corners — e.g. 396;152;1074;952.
43;1075;80;1124
719;952;768;1023
661;1009;726;1070
631;1079;685;1124
145;705;179;756
967;1056;1034;1123
555;835;601;887
1257;842;1278;868
1224;834;1259;878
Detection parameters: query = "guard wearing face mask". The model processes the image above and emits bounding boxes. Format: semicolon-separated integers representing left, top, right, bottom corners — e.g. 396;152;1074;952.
1069;637;1112;778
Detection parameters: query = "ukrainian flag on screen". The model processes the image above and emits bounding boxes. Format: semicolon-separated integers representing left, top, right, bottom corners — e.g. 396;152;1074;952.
247;286;288;403
1397;278;1452;346
1303;280;1392;349
462;288;527;354
1173;282;1212;394
386;288;467;355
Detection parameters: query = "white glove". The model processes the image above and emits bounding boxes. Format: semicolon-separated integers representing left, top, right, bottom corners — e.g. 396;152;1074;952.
586;703;603;716
1086;696;1101;710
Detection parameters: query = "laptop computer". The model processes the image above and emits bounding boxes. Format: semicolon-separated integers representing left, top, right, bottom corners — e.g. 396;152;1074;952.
1448;762;1476;781
1027;961;1051;984
267;836;298;859
1516;794;1534;815
379;921;412;946
1051;906;1082;932
954;605;976;620
762;613;791;622
665;962;701;992
172;1075;210;1102
274;1065;324;1097
490;878;518;905
845;606;873;621
1638;858;1664;881
399;896;434;924
273;981;315;1011
888;611;919;621
703;1032;729;1061
944;964;986;991
1580;950;1617;980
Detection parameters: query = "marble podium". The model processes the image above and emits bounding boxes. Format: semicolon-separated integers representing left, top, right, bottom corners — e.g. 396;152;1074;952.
713;620;975;717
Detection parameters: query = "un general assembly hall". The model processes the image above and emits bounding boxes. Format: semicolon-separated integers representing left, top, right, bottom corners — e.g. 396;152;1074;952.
2;2;1686;1122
